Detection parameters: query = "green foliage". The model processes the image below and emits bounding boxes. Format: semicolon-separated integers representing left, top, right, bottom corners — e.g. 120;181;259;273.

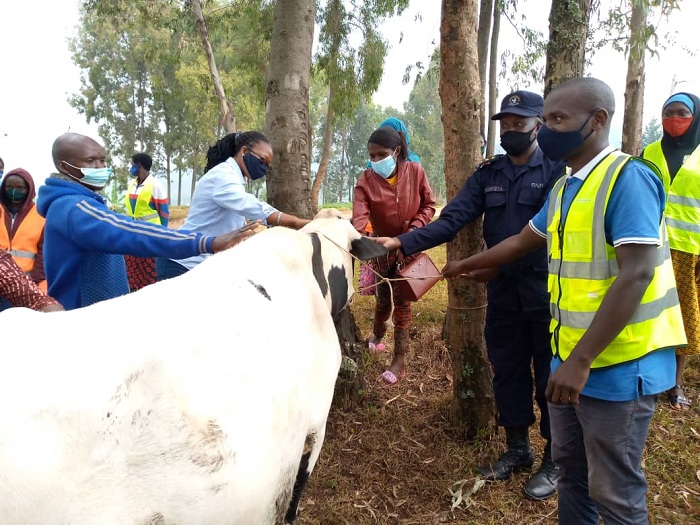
314;0;407;120
592;0;682;58
642;116;662;148
499;0;548;88
403;49;446;203
70;0;272;200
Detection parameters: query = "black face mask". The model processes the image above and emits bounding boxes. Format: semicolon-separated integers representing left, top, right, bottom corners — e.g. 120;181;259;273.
243;151;269;181
500;129;536;157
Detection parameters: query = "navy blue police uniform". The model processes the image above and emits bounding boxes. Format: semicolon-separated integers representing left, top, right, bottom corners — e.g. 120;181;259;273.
399;149;565;437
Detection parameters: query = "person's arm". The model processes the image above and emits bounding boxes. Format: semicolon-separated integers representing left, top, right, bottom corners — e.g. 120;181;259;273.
441;223;546;277
68;199;216;258
545;243;656;404
377;170;488;254
151;179;170;227
30;228;46;284
265;211;310;230
0;251;63;312
352;174;371;234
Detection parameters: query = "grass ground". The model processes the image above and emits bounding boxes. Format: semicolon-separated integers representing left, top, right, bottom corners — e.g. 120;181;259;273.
301;243;700;524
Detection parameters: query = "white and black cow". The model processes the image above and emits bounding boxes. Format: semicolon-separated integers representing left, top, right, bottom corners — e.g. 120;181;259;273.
0;216;386;525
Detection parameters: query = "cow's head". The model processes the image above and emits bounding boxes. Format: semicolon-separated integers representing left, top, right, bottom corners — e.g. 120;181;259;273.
301;214;387;322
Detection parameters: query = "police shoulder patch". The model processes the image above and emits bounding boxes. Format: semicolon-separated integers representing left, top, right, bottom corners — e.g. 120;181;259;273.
477;154;505;169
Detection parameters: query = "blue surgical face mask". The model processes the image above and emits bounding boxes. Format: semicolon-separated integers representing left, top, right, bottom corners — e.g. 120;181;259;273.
370;150;397;179
63;161;113;190
129;164;139;177
537;113;595;161
243;151;269;181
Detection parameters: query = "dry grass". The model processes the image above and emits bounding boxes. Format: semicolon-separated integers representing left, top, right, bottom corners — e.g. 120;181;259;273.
301;243;700;524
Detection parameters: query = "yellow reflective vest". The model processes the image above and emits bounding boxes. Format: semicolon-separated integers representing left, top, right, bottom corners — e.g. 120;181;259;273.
125;176;160;224
545;150;686;368
642;141;700;255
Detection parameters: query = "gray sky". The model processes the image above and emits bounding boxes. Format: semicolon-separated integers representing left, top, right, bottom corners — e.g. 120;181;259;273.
1;0;699;187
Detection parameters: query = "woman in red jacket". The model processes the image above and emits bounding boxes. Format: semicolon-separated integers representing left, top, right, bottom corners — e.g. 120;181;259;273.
353;127;436;385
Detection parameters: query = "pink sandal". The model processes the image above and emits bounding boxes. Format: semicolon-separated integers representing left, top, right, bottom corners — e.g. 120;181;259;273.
368;335;386;353
377;369;406;386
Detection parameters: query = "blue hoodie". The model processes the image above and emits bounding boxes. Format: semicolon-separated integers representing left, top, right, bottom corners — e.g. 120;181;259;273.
37;178;213;310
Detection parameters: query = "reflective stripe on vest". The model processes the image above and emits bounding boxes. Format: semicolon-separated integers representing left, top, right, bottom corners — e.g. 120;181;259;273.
545;150;686;368
643;142;700;255
125;178;161;225
0;206;44;273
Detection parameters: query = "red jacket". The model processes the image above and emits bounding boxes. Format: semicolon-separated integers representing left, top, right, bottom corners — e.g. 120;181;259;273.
353;161;436;238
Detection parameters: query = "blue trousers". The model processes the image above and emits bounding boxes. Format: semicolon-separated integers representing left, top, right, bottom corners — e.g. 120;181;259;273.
549;394;656;525
484;309;552;438
155;258;189;282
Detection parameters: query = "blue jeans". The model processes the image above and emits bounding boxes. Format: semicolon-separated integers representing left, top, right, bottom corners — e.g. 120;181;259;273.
549;394;656;525
155;258;189;282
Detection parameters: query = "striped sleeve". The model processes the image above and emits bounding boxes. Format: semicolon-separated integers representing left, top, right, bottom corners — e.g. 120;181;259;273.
70;200;212;258
150;177;170;227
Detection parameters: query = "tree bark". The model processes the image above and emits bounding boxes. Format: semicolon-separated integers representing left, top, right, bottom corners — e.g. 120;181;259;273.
190;0;236;133
264;0;315;218
544;0;592;96
477;0;494;138
485;4;500;158
440;0;495;440
311;86;335;209
621;0;648;156
177;164;182;207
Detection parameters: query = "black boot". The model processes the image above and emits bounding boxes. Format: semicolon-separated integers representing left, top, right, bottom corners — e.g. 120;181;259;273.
523;440;561;500
479;426;535;481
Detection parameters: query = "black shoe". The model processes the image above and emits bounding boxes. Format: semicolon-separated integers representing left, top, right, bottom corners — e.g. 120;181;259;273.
479;448;535;481
523;458;560;500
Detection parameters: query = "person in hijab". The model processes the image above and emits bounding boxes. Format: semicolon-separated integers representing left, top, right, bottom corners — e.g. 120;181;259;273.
378;117;421;162
642;92;700;410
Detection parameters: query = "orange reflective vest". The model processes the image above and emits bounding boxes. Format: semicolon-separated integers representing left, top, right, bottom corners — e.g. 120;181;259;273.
0;205;46;291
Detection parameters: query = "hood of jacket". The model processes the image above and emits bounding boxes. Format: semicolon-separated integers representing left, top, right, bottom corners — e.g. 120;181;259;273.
36;176;104;218
1;168;37;215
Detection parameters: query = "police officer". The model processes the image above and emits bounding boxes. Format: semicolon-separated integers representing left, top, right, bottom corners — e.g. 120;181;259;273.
375;90;566;500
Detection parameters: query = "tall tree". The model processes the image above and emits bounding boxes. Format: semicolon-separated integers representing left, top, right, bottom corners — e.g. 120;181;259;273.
543;0;593;96
485;1;501;158
310;0;409;209
190;0;236;133
477;0;494;136
440;0;495;438
264;0;316;217
404;50;446;203
641;116;662;148
621;0;649;155
608;0;682;155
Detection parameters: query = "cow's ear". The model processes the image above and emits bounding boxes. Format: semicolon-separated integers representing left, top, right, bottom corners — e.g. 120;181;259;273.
350;237;388;261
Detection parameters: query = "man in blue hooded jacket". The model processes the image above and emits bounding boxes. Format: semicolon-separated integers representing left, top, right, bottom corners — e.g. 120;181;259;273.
37;133;255;310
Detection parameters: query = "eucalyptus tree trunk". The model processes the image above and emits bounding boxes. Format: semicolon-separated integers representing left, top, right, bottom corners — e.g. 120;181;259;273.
485;3;500;158
264;0;315;218
311;86;335;209
477;0;494;137
544;0;593;96
440;0;495;439
190;0;236;133
621;0;648;156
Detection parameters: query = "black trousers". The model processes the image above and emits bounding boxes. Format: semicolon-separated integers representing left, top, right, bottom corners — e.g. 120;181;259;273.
484;307;552;439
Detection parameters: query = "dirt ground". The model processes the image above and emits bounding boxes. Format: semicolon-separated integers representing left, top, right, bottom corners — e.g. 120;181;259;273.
298;264;700;525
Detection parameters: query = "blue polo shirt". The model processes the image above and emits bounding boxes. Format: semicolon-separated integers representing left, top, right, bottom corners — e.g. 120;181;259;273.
529;147;676;401
400;149;566;317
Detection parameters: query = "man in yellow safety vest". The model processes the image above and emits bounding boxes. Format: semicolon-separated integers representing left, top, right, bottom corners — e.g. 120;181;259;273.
442;77;686;525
